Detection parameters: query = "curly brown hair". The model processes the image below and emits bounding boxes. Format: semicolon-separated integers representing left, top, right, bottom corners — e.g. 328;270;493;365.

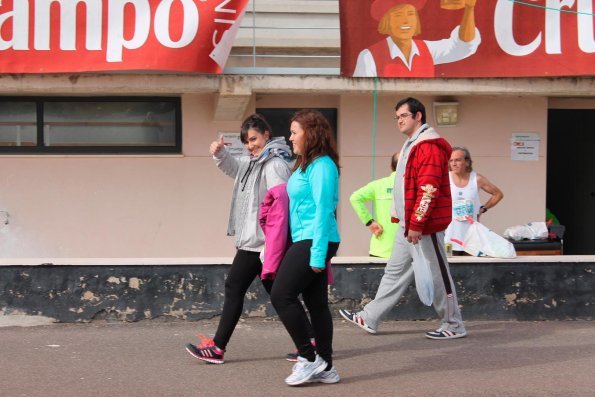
290;109;340;173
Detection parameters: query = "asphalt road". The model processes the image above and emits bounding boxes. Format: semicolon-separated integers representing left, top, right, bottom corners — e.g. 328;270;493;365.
1;317;594;397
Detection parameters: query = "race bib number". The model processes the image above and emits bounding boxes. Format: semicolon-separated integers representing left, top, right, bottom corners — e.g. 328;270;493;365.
453;199;474;221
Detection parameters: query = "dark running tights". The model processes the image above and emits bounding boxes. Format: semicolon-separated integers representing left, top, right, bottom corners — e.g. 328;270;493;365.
271;240;339;369
213;250;272;350
213;249;314;350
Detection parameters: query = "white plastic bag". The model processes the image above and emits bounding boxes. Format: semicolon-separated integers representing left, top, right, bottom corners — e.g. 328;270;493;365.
463;218;516;258
528;222;549;240
411;245;434;306
502;225;529;241
503;222;548;241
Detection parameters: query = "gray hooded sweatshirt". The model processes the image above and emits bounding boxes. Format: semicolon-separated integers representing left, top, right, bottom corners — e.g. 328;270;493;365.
213;136;292;251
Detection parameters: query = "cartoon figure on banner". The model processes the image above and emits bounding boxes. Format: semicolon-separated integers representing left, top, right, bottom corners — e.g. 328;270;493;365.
353;0;482;77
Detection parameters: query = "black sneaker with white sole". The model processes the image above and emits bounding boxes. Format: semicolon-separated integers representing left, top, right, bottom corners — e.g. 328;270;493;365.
185;342;225;364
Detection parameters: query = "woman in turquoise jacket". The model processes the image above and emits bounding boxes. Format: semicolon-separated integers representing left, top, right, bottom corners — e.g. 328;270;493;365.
271;109;341;386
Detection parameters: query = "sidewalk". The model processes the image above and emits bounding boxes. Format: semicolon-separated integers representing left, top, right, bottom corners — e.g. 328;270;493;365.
1;317;594;397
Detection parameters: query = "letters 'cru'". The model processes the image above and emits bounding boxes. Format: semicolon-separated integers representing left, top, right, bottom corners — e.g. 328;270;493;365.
495;0;595;55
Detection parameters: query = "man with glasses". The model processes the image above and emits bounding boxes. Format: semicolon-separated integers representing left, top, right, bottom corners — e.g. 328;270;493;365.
340;97;466;340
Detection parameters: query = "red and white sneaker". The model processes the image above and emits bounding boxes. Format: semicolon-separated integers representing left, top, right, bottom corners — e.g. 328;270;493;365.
185;335;225;364
339;309;377;334
425;328;467;340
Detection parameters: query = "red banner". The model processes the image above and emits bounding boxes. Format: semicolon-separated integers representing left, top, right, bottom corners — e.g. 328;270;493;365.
0;0;248;73
340;0;595;78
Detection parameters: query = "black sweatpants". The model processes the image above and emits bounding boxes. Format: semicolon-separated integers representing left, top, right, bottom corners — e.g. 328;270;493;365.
271;240;339;368
213;250;272;350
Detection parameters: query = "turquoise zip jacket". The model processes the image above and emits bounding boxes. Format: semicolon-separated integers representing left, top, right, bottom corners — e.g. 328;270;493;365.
287;155;340;268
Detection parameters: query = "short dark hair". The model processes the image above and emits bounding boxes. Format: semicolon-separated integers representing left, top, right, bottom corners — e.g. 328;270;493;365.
395;97;426;124
390;151;399;171
240;113;272;144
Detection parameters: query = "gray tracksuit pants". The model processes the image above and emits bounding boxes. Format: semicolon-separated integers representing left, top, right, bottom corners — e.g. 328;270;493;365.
360;230;465;333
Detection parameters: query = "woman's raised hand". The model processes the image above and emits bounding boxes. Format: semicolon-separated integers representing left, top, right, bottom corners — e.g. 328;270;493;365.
209;135;225;155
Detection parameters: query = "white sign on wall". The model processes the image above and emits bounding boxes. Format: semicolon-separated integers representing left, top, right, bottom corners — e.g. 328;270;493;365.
219;132;246;158
511;133;540;161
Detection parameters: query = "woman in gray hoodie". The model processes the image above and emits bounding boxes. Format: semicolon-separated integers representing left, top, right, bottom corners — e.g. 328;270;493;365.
185;114;293;364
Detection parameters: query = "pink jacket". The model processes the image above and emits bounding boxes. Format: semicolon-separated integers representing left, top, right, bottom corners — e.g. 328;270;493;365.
259;183;334;284
258;183;291;280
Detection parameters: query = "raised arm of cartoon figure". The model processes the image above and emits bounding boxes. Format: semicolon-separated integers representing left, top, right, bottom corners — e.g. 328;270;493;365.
459;0;478;42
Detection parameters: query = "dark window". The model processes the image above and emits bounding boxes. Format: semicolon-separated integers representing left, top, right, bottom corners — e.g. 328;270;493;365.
0;97;181;154
256;108;338;158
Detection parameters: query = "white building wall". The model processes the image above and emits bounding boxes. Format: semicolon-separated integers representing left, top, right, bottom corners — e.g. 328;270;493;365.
0;0;592;258
339;95;547;256
0;91;551;258
0;94;237;258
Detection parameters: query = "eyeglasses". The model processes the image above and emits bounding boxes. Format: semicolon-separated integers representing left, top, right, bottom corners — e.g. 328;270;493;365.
394;112;413;121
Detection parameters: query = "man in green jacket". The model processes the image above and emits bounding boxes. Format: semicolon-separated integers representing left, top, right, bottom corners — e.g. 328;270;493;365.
350;152;399;258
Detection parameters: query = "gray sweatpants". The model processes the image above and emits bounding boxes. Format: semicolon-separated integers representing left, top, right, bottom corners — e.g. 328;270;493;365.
360;230;465;333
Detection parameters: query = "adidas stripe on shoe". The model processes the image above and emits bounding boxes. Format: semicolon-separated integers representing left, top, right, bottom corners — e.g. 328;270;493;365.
425;328;467;340
339;309;377;334
185;335;225;364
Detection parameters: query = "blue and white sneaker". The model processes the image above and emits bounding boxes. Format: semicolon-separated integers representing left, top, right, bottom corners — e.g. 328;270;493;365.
425;328;467;340
285;355;328;386
339;309;377;334
308;366;340;384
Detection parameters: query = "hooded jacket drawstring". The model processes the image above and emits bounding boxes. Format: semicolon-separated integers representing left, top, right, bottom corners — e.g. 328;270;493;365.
240;160;256;192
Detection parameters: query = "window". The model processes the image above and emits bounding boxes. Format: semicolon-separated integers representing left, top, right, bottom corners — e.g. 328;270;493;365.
0;97;181;154
255;108;338;159
0;101;37;147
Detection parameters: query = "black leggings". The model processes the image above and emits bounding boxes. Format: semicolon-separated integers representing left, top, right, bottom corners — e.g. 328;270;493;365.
271;240;339;368
213;250;272;350
213;249;313;350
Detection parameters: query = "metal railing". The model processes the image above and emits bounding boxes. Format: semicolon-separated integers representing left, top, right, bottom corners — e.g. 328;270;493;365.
224;1;341;75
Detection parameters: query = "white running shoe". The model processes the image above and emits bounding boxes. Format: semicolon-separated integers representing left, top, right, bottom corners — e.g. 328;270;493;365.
285;355;328;386
308;366;340;384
